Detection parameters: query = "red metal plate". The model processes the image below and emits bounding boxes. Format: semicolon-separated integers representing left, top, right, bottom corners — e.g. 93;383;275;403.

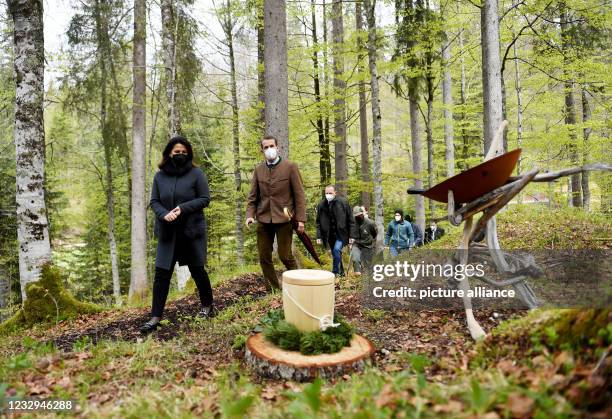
423;149;522;203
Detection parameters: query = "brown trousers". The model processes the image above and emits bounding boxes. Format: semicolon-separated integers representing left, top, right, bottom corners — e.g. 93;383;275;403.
257;222;297;289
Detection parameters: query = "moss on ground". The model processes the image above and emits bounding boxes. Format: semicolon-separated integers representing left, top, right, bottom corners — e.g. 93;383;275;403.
0;263;102;335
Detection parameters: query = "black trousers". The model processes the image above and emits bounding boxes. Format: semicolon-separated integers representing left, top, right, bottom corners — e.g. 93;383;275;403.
151;264;213;318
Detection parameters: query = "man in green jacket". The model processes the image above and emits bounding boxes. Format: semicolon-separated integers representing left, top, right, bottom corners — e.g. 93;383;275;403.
384;209;414;257
349;206;378;275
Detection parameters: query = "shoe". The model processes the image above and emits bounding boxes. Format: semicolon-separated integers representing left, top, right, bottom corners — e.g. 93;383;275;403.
198;305;216;318
140;320;159;334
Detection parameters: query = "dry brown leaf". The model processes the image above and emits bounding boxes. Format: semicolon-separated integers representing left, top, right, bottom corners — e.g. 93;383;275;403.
375;383;397;409
433;400;463;413
507;392;534;417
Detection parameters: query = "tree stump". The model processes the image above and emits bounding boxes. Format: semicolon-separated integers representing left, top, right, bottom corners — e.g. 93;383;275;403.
245;333;375;381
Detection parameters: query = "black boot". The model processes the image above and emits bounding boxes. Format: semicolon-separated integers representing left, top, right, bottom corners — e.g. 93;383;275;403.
140;319;160;334
198;305;216;319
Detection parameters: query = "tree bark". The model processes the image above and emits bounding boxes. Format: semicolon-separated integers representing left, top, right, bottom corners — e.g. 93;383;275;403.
311;0;331;188
331;0;348;196
8;0;52;300
257;7;265;133
322;0;331;183
441;34;454;178
364;0;384;243
581;86;591;210
264;0;289;158
560;4;581;207
356;0;371;209
161;0;181;136
480;0;503;156
95;0;122;305
410;86;425;234
129;0;148;302
458;29;469;170
222;0;244;264
425;79;434;218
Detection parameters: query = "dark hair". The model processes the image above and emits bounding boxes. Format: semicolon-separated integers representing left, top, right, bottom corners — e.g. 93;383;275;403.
260;135;278;147
405;214;412;222
394;209;403;217
158;135;197;168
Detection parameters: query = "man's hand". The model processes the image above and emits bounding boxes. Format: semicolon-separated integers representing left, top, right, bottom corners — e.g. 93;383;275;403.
246;217;255;228
316;239;322;245
297;221;305;234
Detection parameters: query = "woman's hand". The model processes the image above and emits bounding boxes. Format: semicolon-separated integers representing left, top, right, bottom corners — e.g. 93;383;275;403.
163;206;181;222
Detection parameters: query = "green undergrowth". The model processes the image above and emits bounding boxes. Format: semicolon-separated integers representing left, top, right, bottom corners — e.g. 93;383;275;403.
260;309;354;355
431;205;611;250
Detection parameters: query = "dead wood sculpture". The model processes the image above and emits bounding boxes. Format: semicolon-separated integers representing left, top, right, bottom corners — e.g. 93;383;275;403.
409;120;612;340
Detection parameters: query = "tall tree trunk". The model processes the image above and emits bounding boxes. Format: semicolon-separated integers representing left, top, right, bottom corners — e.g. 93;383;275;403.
257;7;265;133
560;4;581;207
311;0;330;188
223;0;244;264
264;0;289;158
425;80;434;218
95;0;122;305
322;0;331;181
0;270;8;318
410;87;425;234
129;0;148;302
581;86;591;210
364;0;384;243
8;0;52;300
512;34;523;174
459;29;469;170
161;0;181;136
331;0;348;196
512;33;524;203
441;34;454;177
480;0;503;156
356;0;371;209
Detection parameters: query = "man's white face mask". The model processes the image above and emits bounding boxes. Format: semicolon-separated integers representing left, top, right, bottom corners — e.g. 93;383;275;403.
325;193;334;202
264;147;278;161
394;215;401;222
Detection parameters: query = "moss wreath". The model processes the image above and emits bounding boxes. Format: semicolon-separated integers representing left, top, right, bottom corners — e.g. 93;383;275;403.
257;309;354;355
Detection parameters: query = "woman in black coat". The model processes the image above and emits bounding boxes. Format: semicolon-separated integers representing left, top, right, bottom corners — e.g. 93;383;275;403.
140;136;214;333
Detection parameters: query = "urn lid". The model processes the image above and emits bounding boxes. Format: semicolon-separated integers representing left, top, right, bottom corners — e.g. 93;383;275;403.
282;269;335;286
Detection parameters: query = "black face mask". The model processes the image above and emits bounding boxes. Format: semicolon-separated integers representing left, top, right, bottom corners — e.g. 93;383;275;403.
356;215;364;223
172;154;189;166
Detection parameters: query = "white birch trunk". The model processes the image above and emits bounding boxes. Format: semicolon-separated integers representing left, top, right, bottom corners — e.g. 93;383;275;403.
264;0;289;158
129;0;148;302
8;0;52;301
364;0;384;243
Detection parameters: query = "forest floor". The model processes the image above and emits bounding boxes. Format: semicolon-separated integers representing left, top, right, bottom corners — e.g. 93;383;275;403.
0;206;610;417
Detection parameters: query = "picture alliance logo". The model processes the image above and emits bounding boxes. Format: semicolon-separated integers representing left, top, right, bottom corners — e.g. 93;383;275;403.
371;261;487;282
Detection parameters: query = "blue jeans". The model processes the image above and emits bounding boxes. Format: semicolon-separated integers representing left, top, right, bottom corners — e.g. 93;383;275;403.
389;245;408;258
331;239;344;274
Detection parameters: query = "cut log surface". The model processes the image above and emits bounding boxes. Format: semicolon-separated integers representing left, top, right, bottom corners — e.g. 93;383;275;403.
245;333;375;381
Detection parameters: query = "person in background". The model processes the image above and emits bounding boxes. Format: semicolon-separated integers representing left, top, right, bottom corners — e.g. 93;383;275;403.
405;213;423;247
349;206;378;275
141;136;214;334
245;135;307;290
384;209;414;257
424;220;445;244
316;185;355;277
